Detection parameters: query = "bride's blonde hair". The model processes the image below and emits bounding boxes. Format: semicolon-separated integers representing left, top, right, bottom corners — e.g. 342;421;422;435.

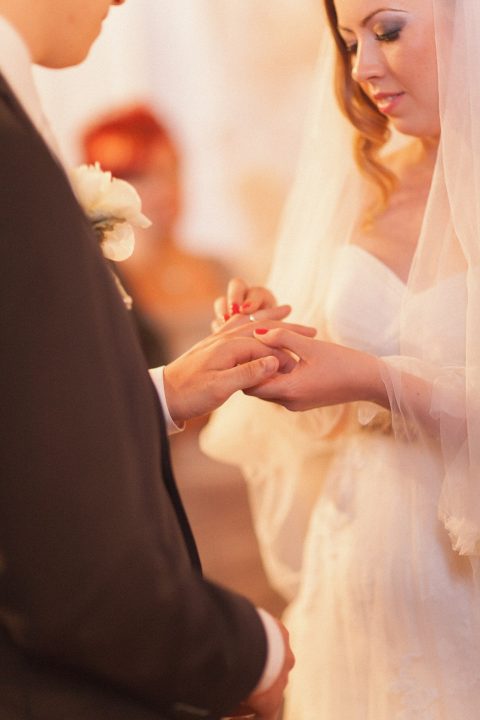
323;0;396;212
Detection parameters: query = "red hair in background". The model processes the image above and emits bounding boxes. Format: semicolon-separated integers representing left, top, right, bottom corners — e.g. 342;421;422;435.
82;104;177;179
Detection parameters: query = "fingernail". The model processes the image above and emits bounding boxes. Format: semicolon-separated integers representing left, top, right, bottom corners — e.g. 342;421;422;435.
231;303;240;315
263;356;278;372
223;313;230;322
241;302;251;310
254;328;269;335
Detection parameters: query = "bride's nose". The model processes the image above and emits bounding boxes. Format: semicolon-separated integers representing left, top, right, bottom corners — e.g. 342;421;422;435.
351;41;384;84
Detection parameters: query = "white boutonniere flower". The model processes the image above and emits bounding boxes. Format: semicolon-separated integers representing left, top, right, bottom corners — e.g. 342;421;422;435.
70;162;151;261
69;162;151;308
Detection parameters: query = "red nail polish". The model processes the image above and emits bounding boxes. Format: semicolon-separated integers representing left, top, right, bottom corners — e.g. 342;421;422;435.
223;313;230;322
241;301;251;310
231;303;240;315
254;328;268;334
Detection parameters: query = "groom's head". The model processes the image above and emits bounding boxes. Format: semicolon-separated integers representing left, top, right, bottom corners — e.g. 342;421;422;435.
0;0;125;68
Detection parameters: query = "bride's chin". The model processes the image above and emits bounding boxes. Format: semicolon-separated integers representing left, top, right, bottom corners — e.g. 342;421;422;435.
390;117;441;141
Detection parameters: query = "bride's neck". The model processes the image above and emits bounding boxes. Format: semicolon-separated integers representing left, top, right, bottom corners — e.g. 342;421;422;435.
416;135;439;167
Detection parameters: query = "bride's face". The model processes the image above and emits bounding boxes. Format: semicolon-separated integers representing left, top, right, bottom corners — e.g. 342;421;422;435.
334;0;440;139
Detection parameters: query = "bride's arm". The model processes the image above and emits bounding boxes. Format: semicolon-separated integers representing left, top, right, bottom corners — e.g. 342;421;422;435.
246;327;451;438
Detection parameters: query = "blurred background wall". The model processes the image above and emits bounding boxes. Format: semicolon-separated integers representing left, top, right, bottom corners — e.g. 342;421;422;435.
34;0;322;281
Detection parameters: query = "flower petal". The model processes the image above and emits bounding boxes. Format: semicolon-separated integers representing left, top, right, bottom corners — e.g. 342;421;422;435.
101;222;135;261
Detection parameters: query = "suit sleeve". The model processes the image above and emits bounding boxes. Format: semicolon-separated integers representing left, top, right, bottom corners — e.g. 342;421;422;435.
0;102;267;717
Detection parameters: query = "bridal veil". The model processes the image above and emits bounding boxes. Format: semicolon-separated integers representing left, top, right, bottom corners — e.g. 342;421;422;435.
201;0;480;603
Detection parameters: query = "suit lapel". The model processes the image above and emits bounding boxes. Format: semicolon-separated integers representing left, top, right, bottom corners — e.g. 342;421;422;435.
0;72;203;573
0;72;67;177
153;387;203;572
0;72;30;125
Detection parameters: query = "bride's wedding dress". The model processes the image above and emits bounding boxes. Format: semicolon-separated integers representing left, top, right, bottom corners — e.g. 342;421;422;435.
201;242;480;718
283;245;480;719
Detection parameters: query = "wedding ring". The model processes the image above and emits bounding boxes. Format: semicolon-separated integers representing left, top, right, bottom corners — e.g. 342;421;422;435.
249;314;256;322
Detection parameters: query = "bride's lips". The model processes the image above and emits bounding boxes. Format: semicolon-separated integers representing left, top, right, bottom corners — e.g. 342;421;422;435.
372;91;405;115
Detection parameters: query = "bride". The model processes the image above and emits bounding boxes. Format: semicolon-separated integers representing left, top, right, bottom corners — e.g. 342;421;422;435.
201;0;480;717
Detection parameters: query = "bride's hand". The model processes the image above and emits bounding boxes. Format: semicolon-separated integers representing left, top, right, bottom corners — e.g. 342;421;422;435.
212;277;277;331
245;328;387;411
213;303;294;335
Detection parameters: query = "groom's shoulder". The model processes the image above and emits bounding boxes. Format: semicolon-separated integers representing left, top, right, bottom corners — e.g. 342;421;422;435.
0;82;87;267
0;75;58;182
0;88;45;184
0;83;70;211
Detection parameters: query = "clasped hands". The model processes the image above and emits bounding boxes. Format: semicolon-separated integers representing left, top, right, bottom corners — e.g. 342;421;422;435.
164;276;382;426
211;277;383;412
163;285;316;426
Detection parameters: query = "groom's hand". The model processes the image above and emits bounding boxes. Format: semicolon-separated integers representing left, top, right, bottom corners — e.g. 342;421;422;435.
163;334;284;426
245;620;295;720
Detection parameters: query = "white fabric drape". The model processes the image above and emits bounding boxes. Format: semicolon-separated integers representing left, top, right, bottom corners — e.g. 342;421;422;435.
201;15;360;601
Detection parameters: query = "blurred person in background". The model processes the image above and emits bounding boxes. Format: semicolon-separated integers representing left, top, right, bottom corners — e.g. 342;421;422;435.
82;104;229;366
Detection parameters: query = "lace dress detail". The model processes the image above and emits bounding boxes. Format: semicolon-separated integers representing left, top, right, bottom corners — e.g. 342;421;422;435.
283;246;480;720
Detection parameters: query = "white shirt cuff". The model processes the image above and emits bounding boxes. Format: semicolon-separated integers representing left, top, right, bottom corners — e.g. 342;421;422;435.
149;366;185;435
253;608;286;694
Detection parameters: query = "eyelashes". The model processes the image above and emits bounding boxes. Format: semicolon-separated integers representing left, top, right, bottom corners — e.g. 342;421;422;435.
344;27;402;55
376;28;402;43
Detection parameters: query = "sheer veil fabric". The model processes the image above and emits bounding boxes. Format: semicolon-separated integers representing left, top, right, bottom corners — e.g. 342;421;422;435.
200;12;361;602
201;4;480;705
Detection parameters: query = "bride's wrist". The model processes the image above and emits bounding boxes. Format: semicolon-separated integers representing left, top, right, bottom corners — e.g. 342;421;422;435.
350;352;389;408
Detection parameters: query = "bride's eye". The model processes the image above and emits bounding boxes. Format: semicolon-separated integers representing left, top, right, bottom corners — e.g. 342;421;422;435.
375;27;402;43
338;29;357;54
340;35;357;54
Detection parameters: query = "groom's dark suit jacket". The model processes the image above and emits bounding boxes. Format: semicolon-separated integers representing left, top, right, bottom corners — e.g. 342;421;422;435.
0;74;266;719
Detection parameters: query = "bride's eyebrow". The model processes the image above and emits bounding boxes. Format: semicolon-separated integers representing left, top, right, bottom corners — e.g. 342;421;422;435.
338;7;407;33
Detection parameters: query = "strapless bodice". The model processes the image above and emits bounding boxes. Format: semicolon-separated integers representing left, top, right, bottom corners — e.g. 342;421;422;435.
325;245;466;364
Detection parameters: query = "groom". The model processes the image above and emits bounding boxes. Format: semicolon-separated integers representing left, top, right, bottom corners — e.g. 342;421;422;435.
0;1;295;719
